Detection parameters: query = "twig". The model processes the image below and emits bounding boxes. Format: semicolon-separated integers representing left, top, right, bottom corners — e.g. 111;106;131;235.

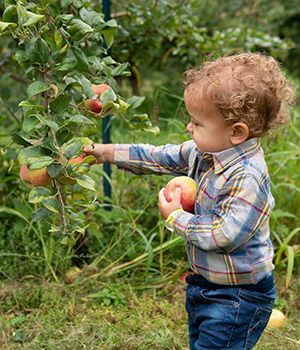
54;178;68;236
111;11;130;19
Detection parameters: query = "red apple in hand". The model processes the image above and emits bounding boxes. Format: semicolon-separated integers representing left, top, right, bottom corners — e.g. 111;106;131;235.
164;176;197;212
20;164;51;187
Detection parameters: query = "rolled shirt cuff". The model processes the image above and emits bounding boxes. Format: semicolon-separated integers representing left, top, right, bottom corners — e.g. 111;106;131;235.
165;208;195;237
114;144;130;165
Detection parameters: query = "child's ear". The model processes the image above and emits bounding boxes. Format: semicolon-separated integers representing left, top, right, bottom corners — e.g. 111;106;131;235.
229;122;249;145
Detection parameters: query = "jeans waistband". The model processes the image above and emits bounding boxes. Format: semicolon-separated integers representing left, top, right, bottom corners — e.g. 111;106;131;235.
186;272;274;294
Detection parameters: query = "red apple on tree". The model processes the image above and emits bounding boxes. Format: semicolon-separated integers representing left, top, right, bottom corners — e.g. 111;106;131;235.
84;83;111;115
20;164;51;187
164;176;197;212
84;99;103;114
92;83;110;96
69;153;95;165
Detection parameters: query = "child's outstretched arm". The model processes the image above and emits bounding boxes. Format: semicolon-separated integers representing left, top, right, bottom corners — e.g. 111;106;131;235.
85;140;196;176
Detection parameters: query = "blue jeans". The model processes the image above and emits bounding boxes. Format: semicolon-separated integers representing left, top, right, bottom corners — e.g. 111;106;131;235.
185;273;276;350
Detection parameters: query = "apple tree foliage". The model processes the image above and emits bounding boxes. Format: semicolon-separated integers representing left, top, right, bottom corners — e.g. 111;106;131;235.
111;0;295;94
0;0;158;245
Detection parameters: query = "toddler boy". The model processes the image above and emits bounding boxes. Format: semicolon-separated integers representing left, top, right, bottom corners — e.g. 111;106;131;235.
84;53;294;349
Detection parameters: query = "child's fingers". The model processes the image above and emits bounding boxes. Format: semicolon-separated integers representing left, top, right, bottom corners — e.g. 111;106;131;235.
83;144;96;154
174;187;182;202
158;188;167;205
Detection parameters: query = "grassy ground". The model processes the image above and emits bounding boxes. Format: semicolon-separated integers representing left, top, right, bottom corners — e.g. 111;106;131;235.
0;270;299;350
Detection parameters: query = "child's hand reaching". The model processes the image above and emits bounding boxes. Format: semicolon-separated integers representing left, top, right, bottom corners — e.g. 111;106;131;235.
83;144;114;164
158;187;183;220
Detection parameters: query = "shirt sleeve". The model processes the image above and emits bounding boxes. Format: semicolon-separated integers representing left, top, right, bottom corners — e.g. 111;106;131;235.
114;140;194;176
168;173;274;252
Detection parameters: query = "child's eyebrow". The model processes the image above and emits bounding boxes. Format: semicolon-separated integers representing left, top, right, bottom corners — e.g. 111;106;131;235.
191;117;202;124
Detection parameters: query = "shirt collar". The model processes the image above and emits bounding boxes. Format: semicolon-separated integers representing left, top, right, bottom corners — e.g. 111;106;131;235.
202;138;261;175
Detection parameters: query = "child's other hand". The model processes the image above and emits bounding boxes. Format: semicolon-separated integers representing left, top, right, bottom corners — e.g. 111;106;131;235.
158;187;183;220
83;144;114;164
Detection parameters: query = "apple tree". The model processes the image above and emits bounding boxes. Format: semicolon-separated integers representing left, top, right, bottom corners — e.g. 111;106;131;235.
0;0;158;247
111;0;294;95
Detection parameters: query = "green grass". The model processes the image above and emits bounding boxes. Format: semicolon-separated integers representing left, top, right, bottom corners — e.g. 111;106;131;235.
0;272;299;350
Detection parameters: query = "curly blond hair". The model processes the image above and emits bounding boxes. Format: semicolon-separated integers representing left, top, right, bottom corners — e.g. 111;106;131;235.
184;53;295;137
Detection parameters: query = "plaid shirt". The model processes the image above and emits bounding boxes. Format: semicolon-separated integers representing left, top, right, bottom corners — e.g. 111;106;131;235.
114;138;275;285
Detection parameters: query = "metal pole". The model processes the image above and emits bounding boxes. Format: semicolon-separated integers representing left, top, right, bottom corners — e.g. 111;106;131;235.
102;0;112;210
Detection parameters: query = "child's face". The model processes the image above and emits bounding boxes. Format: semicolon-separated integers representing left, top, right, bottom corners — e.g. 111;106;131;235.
184;92;233;153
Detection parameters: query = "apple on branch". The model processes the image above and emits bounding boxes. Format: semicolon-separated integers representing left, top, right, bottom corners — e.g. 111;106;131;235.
20;164;51;187
84;83;111;115
69;153;95;165
91;83;110;96
164;176;197;213
84;99;103;114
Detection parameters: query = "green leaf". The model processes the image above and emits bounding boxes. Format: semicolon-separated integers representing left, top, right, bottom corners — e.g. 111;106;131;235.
18;100;45;111
42;197;60;213
3;5;18;23
56;56;77;72
75;175;96;191
68;114;95;125
22;11;45;27
143;126;160;136
11;134;32;147
79;7;103;27
72;46;89;72
49;225;61;234
118;99;130;113
26;81;50;99
55;14;74;25
285;245;294;288
13;50;27;65
23;115;41;133
0;206;29;223
111;63;130;77
62;137;93;159
127;96;145;109
102;56;117;65
50;93;70;114
100;88;117;104
47;163;63;178
35;115;60;132
102;27;116;48
34;38;50;64
28;187;53;204
68;19;93;41
18;146;48;164
54;29;64;49
0;21;17;33
73;163;90;175
32;207;52;222
104;19;118;28
27;156;54;169
64;75;92;96
130;113;152;128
